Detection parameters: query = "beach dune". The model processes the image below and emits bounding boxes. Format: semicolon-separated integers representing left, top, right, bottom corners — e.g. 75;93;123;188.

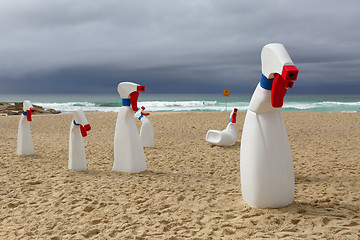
0;112;359;239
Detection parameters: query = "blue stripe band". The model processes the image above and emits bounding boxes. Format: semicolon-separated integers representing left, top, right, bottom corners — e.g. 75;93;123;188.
139;115;144;120
260;74;274;90
22;111;27;116
122;98;131;106
73;120;80;126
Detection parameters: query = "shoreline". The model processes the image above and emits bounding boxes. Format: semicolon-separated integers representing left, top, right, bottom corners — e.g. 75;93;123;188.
1;95;359;113
1;108;359;116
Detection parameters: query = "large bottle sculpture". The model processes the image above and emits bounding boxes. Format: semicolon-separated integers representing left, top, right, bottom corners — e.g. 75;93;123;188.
134;106;154;148
68;108;91;171
17;100;35;155
113;82;147;173
240;43;299;208
205;108;238;147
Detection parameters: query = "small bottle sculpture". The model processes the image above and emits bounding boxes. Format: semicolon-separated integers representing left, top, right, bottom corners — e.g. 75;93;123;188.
205;108;238;146
240;43;299;208
134;106;154;148
113;82;147;173
68;108;91;171
17;100;35;155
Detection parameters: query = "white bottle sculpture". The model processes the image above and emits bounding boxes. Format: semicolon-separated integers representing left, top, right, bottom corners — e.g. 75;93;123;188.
134;106;154;148
205;108;238;147
68;108;91;171
17;100;35;155
113;82;147;173
240;43;299;208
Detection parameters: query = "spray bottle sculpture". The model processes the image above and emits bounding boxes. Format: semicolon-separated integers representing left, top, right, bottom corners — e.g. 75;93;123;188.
17;100;35;155
134;106;154;148
113;82;147;173
68;108;91;171
240;43;299;208
205;108;238;146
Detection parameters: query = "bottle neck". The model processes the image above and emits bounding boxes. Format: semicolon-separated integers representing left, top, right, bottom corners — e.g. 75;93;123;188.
73;120;81;126
260;74;274;91
122;98;131;106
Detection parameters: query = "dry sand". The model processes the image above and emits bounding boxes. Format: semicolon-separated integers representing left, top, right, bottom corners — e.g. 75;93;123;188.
0;111;359;239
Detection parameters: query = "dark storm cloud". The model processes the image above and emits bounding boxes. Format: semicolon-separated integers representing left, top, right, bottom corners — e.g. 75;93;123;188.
0;0;359;93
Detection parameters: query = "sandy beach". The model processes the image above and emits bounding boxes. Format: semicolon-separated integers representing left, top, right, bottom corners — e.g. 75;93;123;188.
0;111;359;239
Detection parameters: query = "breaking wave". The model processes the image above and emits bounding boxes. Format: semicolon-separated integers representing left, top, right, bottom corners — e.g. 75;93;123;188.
36;100;250;113
33;99;360;113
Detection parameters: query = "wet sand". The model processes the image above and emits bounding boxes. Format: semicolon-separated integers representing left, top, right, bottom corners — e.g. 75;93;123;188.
0;112;359;239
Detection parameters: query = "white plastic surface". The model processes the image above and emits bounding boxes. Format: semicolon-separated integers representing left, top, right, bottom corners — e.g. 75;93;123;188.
140;117;154;148
113;82;146;173
134;108;154;148
248;83;281;113
206;109;237;147
68;108;89;171
17;100;34;155
113;107;147;173
261;43;294;79
240;44;295;208
118;82;139;99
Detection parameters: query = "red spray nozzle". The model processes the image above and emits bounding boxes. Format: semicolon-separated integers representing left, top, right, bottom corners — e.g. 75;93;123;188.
140;106;150;116
137;86;145;92
282;65;298;82
80;124;91;137
84;124;91;131
271;65;299;108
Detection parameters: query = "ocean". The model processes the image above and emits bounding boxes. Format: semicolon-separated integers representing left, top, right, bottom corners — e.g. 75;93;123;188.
0;94;359;113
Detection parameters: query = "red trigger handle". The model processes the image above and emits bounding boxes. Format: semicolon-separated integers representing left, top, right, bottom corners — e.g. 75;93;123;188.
130;86;145;112
271;65;299;108
231;109;237;123
26;108;35;121
26;110;32;121
130;91;140;112
80;125;87;137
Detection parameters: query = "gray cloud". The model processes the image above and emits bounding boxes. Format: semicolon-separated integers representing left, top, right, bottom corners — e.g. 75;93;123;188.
0;0;359;93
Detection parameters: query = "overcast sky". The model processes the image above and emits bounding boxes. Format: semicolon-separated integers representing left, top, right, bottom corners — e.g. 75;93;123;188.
0;0;359;94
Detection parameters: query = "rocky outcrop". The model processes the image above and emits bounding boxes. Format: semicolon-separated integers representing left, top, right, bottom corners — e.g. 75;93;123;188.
0;102;60;116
